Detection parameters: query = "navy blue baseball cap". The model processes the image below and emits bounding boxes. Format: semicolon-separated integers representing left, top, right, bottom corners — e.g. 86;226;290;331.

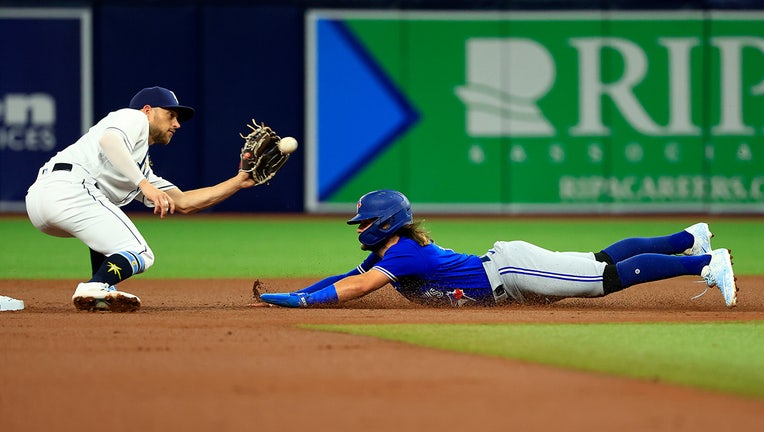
129;86;195;122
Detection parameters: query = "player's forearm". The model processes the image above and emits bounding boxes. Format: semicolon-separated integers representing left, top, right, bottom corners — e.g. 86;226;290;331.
259;278;377;308
301;276;376;305
172;173;248;214
261;280;367;308
260;271;389;308
333;277;377;302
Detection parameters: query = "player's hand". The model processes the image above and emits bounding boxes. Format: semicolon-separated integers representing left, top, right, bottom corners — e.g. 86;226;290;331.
139;179;175;218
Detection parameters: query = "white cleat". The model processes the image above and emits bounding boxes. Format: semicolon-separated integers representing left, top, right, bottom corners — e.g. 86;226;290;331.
72;282;141;312
701;249;738;308
684;222;713;256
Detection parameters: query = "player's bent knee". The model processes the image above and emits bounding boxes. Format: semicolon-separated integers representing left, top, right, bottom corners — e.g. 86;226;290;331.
141;249;155;272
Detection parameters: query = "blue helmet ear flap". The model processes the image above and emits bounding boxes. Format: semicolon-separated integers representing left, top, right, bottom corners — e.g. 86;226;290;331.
347;190;413;248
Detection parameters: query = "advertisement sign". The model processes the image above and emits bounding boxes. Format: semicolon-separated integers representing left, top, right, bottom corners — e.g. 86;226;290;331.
306;11;764;213
0;8;91;211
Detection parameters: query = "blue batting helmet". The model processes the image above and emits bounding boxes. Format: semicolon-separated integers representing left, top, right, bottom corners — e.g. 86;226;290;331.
347;190;413;248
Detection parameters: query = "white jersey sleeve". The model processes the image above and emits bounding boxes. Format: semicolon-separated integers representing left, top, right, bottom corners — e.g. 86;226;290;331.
46;108;177;207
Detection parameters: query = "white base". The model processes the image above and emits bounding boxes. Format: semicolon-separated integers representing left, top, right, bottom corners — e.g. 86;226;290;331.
0;295;25;311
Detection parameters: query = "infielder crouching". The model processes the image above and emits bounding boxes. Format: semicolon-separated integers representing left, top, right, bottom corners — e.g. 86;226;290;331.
26;86;258;312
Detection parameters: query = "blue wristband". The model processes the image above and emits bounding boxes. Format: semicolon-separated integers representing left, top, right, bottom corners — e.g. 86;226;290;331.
305;284;339;305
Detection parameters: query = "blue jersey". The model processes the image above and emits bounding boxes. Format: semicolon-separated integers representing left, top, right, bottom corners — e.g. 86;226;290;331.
357;237;494;307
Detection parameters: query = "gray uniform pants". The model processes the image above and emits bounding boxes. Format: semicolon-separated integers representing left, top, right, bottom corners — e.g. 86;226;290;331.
481;240;607;304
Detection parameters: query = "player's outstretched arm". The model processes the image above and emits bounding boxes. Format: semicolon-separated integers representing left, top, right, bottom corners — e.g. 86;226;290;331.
166;171;255;214
260;270;390;308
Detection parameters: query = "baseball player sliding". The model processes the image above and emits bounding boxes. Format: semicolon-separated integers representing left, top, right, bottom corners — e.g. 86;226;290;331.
254;190;738;309
25;86;287;312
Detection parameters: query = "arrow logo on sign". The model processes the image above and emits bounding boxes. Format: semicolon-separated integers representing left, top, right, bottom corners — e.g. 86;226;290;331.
316;20;419;200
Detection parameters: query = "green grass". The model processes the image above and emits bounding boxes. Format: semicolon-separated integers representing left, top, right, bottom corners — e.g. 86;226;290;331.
307;321;764;399
2;215;763;278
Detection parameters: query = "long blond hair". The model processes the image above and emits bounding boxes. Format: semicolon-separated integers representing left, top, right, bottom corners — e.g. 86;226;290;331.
396;220;432;246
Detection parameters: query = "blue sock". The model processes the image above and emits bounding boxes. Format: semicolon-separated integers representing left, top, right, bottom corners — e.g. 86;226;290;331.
89;251;145;286
602;231;694;263
615;254;711;288
89;248;106;276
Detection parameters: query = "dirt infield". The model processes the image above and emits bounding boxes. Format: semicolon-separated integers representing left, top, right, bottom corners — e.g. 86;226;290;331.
1;277;763;432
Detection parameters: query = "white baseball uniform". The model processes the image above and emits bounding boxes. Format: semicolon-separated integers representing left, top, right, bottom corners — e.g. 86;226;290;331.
25;108;177;273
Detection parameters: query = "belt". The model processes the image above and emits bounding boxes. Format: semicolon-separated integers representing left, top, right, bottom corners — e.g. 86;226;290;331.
480;255;491;262
52;163;73;172
47;162;97;189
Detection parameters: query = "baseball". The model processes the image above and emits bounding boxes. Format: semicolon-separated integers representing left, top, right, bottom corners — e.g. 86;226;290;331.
278;137;298;154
